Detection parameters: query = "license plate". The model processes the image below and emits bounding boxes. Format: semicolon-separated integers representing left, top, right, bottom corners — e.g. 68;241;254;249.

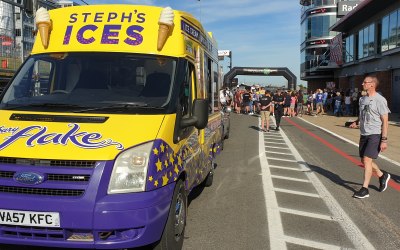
0;209;60;228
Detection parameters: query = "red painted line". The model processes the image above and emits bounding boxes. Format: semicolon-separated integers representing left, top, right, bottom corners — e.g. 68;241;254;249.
284;117;400;192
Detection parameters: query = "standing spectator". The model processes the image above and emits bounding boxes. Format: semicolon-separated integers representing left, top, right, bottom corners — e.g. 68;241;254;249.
273;89;284;131
322;89;328;111
225;87;233;107
242;89;251;114
234;88;242;114
289;91;297;117
297;91;304;117
350;75;391;199
333;92;343;117
219;88;228;109
344;91;352;116
270;91;275;116
315;89;324;115
306;91;314;115
259;90;273;132
252;89;260;114
284;91;291;116
352;89;360;116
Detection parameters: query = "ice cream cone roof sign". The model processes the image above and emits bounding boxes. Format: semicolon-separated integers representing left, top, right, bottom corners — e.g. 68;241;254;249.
35;7;52;49
157;7;175;51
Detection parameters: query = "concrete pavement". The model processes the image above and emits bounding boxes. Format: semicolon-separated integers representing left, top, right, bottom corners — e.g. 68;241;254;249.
298;113;400;165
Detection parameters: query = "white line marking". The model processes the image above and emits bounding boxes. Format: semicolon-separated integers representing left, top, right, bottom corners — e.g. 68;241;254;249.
264;141;287;145
264;136;284;139
269;164;310;172
300;117;400;167
274;188;320;198
265;150;291;155
280;127;376;249
271;175;311;183
279;208;333;221
264;138;285;142
259;119;286;249
265;145;290;150
266;157;297;162
269;165;303;172
284;236;341;250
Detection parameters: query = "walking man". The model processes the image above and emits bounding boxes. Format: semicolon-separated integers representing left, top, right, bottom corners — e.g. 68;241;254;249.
350;75;391;199
259;90;272;132
273;89;284;131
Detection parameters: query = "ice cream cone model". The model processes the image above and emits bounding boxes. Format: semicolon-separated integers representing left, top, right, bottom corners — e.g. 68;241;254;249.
35;7;52;49
157;7;174;51
37;21;51;49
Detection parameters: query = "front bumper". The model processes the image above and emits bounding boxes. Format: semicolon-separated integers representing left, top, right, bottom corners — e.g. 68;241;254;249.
0;182;175;249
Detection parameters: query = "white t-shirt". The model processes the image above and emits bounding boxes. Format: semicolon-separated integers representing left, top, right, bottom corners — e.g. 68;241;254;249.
219;90;227;104
345;96;351;105
359;93;390;135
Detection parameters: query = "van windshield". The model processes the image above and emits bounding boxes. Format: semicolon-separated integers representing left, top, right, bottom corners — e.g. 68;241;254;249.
0;53;177;114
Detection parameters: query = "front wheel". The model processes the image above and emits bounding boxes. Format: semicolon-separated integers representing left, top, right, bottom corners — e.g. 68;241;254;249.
153;180;187;250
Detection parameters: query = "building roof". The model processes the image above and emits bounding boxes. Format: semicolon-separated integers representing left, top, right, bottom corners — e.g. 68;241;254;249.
331;0;398;32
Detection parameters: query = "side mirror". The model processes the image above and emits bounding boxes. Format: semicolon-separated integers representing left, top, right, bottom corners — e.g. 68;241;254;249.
180;99;209;129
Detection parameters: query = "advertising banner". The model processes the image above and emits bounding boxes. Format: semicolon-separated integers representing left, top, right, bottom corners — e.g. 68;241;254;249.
337;1;361;17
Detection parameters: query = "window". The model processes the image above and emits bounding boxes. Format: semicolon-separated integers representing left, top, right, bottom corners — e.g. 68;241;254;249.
363;27;369;57
389;10;398;50
304;15;337;40
381;9;400;52
368;24;375;55
358;24;375;59
398;10;400;47
345;35;354;63
358;30;363;59
381;15;389;52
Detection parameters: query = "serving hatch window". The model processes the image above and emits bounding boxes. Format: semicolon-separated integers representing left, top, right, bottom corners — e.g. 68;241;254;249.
0;53;177;114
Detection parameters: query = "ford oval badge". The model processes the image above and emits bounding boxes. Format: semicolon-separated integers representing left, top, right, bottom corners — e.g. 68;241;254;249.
14;172;44;185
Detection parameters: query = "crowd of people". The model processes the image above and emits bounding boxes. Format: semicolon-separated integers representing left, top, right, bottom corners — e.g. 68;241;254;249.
220;86;369;119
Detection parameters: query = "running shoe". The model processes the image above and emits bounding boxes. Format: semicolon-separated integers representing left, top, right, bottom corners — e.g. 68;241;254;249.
379;171;391;192
353;187;369;199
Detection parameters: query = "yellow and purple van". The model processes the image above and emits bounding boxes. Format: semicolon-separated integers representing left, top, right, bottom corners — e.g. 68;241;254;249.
0;4;224;249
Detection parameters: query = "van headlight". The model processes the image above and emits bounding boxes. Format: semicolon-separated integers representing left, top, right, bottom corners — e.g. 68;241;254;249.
108;142;153;194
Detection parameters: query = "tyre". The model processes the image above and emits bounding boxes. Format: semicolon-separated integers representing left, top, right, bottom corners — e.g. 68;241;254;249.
204;161;215;187
153;180;187;250
224;128;230;139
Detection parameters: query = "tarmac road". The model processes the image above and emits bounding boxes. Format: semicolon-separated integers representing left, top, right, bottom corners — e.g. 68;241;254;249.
184;113;400;250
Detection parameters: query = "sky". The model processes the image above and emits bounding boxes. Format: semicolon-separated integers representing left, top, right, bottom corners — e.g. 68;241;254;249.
86;0;306;88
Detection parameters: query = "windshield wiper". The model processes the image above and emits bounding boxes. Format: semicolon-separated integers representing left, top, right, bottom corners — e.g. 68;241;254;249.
29;103;85;108
3;103;85;110
73;102;164;113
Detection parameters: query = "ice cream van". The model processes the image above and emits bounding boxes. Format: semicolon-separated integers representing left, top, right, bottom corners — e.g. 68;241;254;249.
0;4;225;249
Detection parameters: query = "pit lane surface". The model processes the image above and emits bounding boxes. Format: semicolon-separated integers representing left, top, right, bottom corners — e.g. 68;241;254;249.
184;114;400;249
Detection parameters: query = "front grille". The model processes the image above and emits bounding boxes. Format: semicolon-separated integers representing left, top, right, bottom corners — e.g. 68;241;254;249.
0;157;96;168
0;225;66;240
0;171;14;178
0;186;84;197
0;171;90;182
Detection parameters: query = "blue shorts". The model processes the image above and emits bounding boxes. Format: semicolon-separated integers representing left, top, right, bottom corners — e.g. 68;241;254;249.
359;134;381;159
